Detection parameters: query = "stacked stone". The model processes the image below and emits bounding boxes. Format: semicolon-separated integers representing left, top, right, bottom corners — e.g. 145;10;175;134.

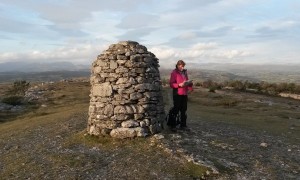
88;41;165;139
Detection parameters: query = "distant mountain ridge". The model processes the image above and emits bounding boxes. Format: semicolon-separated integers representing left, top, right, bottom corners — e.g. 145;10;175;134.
0;61;89;72
0;71;90;83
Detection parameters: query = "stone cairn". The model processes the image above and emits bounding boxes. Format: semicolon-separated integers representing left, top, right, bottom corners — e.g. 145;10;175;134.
87;41;165;138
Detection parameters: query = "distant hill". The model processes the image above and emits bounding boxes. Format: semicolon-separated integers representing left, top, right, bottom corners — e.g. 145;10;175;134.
160;63;300;84
0;61;89;72
189;63;300;83
0;71;90;83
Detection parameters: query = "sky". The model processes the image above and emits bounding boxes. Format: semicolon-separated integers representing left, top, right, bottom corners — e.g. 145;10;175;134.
0;0;299;67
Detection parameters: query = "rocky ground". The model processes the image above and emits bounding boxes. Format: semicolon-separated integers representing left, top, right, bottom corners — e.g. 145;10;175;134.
1;110;298;179
159;89;300;179
161;120;299;179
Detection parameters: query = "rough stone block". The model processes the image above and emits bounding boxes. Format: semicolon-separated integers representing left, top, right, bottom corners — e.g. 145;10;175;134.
110;128;137;139
92;82;113;97
110;61;118;69
121;120;139;128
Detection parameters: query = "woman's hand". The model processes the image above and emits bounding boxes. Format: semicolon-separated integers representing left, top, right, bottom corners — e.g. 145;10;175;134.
178;83;184;87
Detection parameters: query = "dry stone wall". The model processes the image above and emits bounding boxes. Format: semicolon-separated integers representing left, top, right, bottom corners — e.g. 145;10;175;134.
88;41;165;138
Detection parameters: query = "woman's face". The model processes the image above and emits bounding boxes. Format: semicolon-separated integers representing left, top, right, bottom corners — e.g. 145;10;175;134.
177;64;184;71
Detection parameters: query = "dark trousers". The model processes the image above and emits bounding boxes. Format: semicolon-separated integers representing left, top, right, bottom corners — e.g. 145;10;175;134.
172;95;187;127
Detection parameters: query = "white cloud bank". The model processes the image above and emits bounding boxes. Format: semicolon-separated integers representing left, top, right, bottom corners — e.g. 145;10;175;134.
0;0;299;67
0;43;108;64
149;42;253;67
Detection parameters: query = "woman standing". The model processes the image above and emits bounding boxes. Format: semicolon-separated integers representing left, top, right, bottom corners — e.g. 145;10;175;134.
168;60;193;131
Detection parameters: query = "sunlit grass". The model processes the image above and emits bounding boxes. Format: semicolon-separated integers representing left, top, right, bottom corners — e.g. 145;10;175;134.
187;87;300;143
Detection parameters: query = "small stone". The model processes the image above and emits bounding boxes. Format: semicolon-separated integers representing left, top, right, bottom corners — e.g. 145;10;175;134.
260;142;268;148
121;120;139;128
206;170;210;176
110;61;118;69
140;121;146;127
153;134;164;140
110;128;136;139
92;147;99;151
135;127;147;137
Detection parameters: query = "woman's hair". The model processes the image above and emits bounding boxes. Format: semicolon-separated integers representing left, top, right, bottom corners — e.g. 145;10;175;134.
176;60;186;68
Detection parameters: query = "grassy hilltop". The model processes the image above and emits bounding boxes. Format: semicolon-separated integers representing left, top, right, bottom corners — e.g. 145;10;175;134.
0;80;299;179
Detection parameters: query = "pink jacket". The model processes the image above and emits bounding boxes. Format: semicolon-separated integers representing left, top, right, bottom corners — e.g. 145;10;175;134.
169;69;193;95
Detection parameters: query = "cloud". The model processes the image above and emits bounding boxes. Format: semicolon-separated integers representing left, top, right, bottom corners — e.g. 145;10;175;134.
215;49;252;59
166;26;234;47
150;42;253;66
0;43;108;64
170;0;222;11
149;46;176;60
247;19;300;39
254;26;284;38
46;25;88;37
0;16;35;34
0;0;150;39
197;26;234;37
116;13;159;29
191;42;218;50
1;0;151;26
0;16;60;41
275;20;299;29
0;34;12;40
0;3;84;40
117;28;157;42
178;32;198;40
